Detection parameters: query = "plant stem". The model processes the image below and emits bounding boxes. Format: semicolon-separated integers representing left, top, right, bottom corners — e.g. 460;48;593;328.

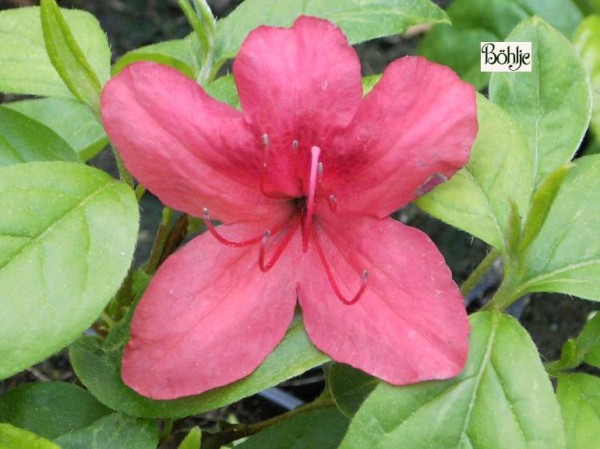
99;310;116;328
159;213;190;265
111;144;134;189
201;396;335;449
145;207;174;275
460;249;499;297
480;274;521;312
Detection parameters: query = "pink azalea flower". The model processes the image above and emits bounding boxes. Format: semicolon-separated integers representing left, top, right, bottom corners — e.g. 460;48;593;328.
101;16;477;400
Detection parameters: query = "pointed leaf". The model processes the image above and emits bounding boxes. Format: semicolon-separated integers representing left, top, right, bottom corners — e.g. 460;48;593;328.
178;427;201;449
417;95;533;252
519;164;573;253
70;317;328;418
5;98;108;161
0;106;79;166
0;382;110;440
419;0;582;89
0;6;110;100
215;0;448;63
576;312;600;368
53;413;158;449
234;408;349;449
573;15;600;138
0;424;60;449
328;364;378;418
0;162;138;380
557;373;600;449
489;17;591;184
339;312;566;449
521;155;600;300
40;0;104;110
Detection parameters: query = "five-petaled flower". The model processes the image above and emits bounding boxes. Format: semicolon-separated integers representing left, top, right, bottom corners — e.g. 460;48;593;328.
101;16;477;400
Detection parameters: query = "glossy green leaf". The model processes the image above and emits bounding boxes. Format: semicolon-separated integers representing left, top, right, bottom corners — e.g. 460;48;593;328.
573;0;600;14
0;106;79;166
70;317;328;418
0;424;60;449
53;413;158;449
5;98;107;161
215;0;448;63
490;17;591;185
339;312;565;449
0;162;138;380
520;155;600;300
40;0;104;110
573;15;600;138
328;364;378;418
178;427;201;449
0;6;110;100
417;95;533;252
557;373;600;449
0;382;110;440
576;312;600;367
419;0;582;89
235;408;349;449
112;35;201;79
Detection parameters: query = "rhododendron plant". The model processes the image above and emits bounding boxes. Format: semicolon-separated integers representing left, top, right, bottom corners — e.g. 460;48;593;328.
5;0;596;446
101;16;477;399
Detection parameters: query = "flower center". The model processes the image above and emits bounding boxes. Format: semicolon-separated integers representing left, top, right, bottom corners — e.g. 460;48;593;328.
201;135;368;305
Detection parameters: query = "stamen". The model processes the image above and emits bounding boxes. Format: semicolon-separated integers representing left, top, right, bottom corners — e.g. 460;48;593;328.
292;140;299;151
259;134;289;200
303;146;321;251
328;194;337;212
258;218;300;272
313;229;368;305
317;161;323;183
262;133;269;147
202;208;264;247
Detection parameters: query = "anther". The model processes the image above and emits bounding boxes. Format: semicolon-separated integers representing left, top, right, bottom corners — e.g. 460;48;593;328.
317;161;323;183
292;140;299;150
262;134;269;147
258;219;300;272
202;208;263;247
328;194;337;212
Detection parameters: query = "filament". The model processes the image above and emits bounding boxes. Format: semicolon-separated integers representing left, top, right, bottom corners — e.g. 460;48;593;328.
258;218;300;272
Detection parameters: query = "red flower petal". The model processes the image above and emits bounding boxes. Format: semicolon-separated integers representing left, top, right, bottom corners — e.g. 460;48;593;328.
122;223;299;399
330;56;478;218
298;214;469;384
101;62;288;224
234;16;363;196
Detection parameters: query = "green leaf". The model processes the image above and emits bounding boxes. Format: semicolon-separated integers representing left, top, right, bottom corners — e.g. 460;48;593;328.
518;164;574;254
576;312;600;368
215;0;448;63
557;373;600;449
235;408;349;449
205;74;239;108
419;0;583;89
573;15;600;139
0;106;79;166
0;162;138;380
178;427;201;449
0;6;110;100
417;95;533;252
70;317;328;418
40;0;104;110
339;312;566;449
0;424;60;449
112;35;201;79
520;155;600;300
489;17;591;185
328;364;378;418
4;98;108;161
53;413;158;449
0;382;110;440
